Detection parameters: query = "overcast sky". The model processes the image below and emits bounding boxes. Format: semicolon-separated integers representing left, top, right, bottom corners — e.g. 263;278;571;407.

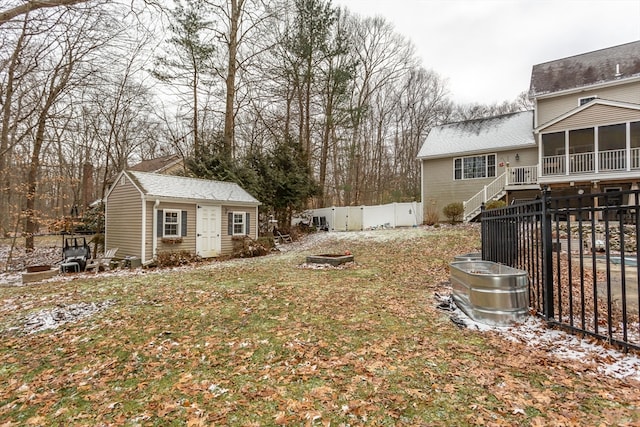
333;0;640;105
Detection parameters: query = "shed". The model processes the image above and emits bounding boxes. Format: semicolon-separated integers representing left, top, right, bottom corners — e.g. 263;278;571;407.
105;170;261;263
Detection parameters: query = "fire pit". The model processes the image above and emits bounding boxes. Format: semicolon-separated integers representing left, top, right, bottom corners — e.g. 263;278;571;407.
306;254;354;267
26;265;52;273
22;265;58;284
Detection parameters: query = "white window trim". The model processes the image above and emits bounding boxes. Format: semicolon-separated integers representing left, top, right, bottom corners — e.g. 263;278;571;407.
232;212;246;235
579;95;597;106
453;153;497;180
163;209;182;238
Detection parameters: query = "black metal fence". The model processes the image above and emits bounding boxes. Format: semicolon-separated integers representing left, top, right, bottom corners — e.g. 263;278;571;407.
481;188;640;351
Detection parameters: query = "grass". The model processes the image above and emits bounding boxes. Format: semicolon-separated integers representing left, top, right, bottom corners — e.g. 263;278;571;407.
0;226;639;426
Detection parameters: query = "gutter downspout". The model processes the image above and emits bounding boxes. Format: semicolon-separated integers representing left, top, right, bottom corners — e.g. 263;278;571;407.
152;199;160;262
141;194;147;263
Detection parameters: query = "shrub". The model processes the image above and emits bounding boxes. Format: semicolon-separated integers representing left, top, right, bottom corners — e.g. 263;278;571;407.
232;236;270;258
485;199;507;210
257;236;276;250
156;250;201;267
443;202;464;224
424;207;439;226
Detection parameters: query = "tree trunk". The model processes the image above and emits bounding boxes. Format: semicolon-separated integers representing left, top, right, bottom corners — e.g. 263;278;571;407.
223;0;241;160
25;111;48;250
192;69;199;153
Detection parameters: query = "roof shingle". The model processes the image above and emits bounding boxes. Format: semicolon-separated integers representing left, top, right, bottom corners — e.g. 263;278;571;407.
417;110;535;159
530;40;640;96
126;171;260;204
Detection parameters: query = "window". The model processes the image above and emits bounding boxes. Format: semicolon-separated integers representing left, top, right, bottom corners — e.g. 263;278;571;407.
579;96;597;106
233;213;245;235
163;209;181;237
228;211;250;236
453;154;496;180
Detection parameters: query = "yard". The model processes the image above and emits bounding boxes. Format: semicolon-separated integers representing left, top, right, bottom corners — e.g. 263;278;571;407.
1;226;639;426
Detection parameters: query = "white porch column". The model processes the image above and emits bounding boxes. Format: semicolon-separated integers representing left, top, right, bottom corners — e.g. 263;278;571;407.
594;125;599;173
627;122;632;171
565;130;570;175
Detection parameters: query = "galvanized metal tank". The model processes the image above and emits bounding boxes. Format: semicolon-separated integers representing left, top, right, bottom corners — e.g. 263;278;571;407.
450;261;529;326
453;252;482;262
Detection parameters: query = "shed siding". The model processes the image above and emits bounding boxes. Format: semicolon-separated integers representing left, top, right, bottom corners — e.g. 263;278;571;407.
422;147;537;221
145;201;154;262
537;81;640;125
543;104;640;133
221;205;258;255
155;202;197;255
105;177;143;258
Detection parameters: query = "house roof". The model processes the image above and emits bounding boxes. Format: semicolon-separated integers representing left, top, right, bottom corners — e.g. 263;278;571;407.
417;110;535;159
530;40;640;97
536;98;640;132
125;170;260;205
129;154;183;173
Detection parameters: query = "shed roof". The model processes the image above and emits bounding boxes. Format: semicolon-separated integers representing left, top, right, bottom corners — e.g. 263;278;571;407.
125;170;260;204
530;40;640;97
417;110;534;159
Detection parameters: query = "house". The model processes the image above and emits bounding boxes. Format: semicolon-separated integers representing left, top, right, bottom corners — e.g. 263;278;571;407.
129;153;185;175
105;170;260;263
418;110;537;221
418;40;640;222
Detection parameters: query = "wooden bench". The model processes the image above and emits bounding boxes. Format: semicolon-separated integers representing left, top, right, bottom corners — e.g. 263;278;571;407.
85;247;119;272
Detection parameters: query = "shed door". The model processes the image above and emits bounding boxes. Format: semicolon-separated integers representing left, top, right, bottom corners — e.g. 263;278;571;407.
196;205;221;258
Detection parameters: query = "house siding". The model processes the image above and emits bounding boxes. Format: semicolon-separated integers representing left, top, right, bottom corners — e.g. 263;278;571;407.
542;104;640;133
105;176;143;259
537;80;640;126
422;147;537;221
160;162;185;175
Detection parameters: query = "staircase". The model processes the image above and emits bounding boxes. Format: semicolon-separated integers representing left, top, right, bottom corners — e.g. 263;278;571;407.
463;172;508;222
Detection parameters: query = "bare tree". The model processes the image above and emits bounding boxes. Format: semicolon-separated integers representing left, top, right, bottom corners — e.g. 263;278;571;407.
0;0;89;26
342;15;416;205
452;90;533;121
207;0;273;159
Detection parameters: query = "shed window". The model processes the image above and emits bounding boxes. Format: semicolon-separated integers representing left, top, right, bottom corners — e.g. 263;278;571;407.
227;211;251;236
453;154;496;180
233;213;245;235
164;210;181;237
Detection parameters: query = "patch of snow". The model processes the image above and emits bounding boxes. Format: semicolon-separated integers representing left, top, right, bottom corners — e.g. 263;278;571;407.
19;300;116;334
444;297;640;382
298;261;357;270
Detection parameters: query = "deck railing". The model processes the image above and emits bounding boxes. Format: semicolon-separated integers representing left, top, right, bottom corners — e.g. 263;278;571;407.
507;165;538;185
463;172;508;222
543;148;640;175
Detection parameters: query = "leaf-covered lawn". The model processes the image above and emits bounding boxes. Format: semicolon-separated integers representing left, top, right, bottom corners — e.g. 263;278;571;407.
1;226;639;426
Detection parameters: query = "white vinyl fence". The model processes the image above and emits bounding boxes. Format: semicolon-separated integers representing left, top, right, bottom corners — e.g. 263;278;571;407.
302;202;423;231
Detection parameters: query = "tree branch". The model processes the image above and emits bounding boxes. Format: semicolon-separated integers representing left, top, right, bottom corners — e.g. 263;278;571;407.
0;0;88;26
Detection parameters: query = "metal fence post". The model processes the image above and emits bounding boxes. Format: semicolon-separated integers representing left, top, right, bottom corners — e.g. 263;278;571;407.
480;203;487;260
540;186;554;320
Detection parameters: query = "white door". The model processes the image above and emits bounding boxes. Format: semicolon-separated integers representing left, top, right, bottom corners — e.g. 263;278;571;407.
196;205;221;258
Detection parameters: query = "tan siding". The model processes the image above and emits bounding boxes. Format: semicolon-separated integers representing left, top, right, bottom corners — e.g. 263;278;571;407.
220;205;257;255
145;201;154;261
105;177;143;259
156;202;197;255
422;147;537;221
538;81;640;125
544;104;640;133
